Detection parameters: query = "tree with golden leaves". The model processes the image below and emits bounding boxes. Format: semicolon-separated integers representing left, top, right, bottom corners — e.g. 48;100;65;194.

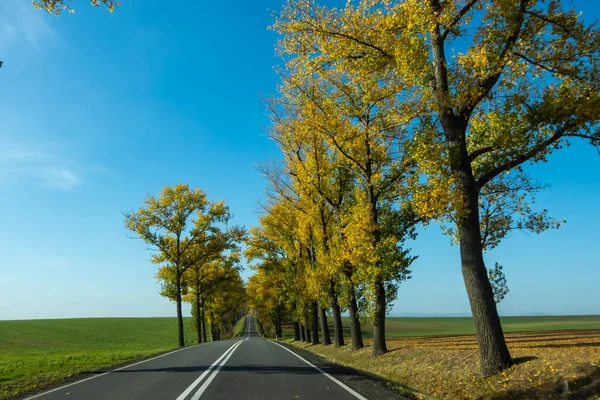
124;184;240;347
275;0;599;375
269;63;419;355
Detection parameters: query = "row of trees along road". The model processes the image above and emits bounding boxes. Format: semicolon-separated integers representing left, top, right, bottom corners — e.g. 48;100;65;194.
246;0;599;377
124;185;247;347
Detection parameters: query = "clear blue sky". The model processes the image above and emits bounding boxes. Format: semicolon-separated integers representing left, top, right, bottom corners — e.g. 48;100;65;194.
0;0;598;320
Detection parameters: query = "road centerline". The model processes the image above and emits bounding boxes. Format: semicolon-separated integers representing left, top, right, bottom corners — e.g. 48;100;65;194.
190;339;243;399
174;340;243;400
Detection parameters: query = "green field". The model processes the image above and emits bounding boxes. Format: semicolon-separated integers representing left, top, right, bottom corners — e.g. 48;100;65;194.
355;315;600;337
281;315;600;339
0;317;197;399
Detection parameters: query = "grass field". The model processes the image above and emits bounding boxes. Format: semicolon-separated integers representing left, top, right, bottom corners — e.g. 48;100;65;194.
353;315;600;337
278;315;600;340
232;316;247;337
0;317;197;399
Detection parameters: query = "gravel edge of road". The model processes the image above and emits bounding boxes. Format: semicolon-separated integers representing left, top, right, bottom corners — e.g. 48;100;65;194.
271;340;420;400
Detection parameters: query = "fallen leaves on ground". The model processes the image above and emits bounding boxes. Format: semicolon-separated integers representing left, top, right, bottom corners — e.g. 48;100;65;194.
290;329;600;399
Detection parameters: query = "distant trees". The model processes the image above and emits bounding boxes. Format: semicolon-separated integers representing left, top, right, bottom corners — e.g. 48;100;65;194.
254;0;600;377
124;184;245;347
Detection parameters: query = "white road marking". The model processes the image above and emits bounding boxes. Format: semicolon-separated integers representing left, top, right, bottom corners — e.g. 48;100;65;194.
175;340;243;400
269;341;369;400
190;339;243;399
23;344;202;400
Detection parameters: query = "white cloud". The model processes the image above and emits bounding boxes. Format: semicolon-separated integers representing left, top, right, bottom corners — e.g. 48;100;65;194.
41;166;80;190
0;138;82;190
0;0;55;53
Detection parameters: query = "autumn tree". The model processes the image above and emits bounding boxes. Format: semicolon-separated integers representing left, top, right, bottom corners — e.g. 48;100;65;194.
267;90;354;348
203;271;246;341
124;184;237;347
269;61;418;354
245;196;308;340
182;241;245;343
33;0;117;14
275;0;599;375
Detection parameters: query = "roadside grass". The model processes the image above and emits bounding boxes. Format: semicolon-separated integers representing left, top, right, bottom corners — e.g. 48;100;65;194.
288;327;600;399
0;318;197;400
232;316;246;337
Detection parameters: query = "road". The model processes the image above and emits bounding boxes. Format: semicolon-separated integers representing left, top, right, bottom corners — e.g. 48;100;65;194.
24;316;405;400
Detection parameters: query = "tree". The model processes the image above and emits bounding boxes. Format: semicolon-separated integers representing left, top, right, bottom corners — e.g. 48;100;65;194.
269;62;418;355
275;0;599;375
124;184;235;347
182;247;245;343
488;263;509;304
245;197;307;340
33;0;117;14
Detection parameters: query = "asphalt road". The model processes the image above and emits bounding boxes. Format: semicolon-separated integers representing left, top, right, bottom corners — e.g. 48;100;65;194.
24;316;405;400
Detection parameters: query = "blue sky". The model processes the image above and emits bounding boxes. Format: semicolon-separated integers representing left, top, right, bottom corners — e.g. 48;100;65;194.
0;0;598;320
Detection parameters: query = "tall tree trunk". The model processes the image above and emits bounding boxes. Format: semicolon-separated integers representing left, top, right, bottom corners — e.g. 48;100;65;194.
211;322;217;341
348;287;364;350
175;272;185;347
429;14;512;375
311;301;320;345
330;285;344;347
372;279;387;355
195;296;202;344
458;167;512;376
293;322;301;341
319;304;331;345
303;313;311;343
300;322;306;341
201;306;207;343
277;315;283;339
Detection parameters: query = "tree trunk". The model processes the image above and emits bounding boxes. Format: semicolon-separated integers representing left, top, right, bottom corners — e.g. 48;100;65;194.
348;288;364;350
319;304;331;345
441;128;512;376
175;273;185;347
276;311;283;338
311;301;320;345
304;313;311;343
300;322;306;341
293;322;301;341
201;306;207;343
195;296;202;344
211;322;217;341
372;279;387;355
458;180;512;376
429;16;512;373
330;286;344;347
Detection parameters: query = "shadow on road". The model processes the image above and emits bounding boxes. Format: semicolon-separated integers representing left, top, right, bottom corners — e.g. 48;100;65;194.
100;364;365;376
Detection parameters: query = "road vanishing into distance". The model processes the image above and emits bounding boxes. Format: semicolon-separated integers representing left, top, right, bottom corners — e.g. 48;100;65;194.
24;316;404;400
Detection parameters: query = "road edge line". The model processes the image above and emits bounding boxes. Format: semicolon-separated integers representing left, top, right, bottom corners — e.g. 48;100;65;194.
23;344;202;400
269;341;369;400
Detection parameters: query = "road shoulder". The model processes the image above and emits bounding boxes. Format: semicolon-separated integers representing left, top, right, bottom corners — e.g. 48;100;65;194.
272;340;415;400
